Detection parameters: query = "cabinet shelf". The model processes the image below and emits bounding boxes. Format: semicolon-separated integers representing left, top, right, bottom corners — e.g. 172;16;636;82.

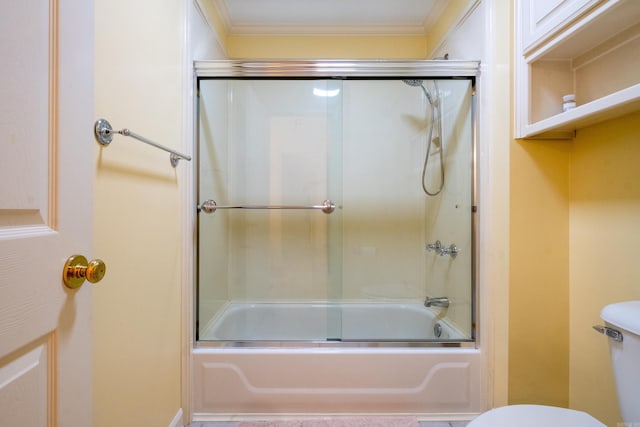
516;0;640;139
521;84;640;139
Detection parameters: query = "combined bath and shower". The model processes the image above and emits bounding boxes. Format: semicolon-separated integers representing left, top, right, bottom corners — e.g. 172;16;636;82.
403;78;444;196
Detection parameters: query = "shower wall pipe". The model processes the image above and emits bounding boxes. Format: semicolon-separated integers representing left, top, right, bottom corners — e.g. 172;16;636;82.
198;199;336;214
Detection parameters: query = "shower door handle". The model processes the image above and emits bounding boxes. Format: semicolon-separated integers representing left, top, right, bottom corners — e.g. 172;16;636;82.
198;199;336;214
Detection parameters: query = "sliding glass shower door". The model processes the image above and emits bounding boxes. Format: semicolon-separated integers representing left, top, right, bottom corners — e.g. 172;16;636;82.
197;79;344;341
196;62;477;344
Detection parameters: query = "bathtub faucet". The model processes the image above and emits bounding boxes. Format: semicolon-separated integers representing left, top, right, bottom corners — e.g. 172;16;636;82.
424;296;450;308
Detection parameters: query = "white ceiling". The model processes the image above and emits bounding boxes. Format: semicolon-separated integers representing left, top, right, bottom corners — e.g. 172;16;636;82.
208;0;448;36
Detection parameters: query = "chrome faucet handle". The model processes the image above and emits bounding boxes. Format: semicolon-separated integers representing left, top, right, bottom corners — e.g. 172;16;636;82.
426;241;458;258
426;240;442;252
444;244;459;259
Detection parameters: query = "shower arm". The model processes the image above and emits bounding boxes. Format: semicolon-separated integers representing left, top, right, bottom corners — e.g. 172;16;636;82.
198;199;336;215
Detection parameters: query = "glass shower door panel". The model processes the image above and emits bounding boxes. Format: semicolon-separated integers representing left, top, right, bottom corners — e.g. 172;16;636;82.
198;79;231;341
197;79;343;341
422;79;474;340
339;79;474;341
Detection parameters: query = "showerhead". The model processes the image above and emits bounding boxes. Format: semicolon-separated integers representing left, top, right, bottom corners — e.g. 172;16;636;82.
402;79;424;87
403;78;434;105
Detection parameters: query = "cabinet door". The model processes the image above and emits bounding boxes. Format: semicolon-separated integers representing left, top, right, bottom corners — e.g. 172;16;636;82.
520;0;603;51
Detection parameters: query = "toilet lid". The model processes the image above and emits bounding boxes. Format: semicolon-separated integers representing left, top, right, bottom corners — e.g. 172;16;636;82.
467;404;606;427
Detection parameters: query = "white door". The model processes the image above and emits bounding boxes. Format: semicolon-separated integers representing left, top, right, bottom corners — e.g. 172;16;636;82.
0;0;95;426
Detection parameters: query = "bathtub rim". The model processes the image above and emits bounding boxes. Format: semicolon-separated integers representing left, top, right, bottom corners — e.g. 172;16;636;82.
195;340;477;349
198;300;475;347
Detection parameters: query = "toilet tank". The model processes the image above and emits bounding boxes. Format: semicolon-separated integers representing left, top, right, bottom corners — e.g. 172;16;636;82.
600;301;640;424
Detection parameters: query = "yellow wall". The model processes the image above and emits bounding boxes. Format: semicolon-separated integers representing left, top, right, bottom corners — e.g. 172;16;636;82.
569;111;640;426
93;0;184;425
509;138;571;405
509;111;640;421
226;35;427;59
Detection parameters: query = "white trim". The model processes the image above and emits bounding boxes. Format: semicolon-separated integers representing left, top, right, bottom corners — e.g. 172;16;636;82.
423;0;451;35
193;0;217;34
181;0;194;424
169;408;184;427
221;24;431;36
193;0;229;58
211;0;451;37
513;0;528;139
209;0;231;37
428;0;482;59
182;0;229;422
480;0;510;408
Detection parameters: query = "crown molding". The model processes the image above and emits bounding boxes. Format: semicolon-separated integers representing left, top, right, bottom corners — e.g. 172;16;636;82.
207;0;448;37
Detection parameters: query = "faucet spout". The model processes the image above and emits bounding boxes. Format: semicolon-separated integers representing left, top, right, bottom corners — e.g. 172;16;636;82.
424;296;450;308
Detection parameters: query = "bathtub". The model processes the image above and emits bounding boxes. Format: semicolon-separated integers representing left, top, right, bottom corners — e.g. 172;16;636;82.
192;302;483;419
201;302;467;341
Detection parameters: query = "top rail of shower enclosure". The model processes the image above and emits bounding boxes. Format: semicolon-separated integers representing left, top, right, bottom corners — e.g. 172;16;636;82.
194;59;480;79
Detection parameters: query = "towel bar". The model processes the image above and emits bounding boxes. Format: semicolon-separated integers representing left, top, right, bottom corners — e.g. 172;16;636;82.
94;118;191;167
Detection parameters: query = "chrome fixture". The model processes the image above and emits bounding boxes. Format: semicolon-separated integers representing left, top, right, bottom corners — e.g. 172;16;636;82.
94;118;192;167
433;322;443;338
402;79;444;196
425;296;450;308
426;240;442;252
426;240;459;258
593;324;623;342
198;199;336;215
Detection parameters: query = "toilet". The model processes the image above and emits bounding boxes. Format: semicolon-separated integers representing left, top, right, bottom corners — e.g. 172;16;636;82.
468;301;640;426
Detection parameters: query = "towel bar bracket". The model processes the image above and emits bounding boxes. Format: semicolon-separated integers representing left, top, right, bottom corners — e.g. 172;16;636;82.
94;118;191;168
94;118;115;146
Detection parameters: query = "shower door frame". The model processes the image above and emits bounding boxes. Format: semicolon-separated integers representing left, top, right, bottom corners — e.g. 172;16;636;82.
193;59;481;348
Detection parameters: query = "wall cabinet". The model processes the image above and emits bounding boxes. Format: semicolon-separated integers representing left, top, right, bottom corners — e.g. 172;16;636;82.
515;0;640;139
520;0;601;52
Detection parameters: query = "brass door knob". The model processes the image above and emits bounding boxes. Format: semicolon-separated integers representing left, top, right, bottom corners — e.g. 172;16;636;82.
63;255;106;289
